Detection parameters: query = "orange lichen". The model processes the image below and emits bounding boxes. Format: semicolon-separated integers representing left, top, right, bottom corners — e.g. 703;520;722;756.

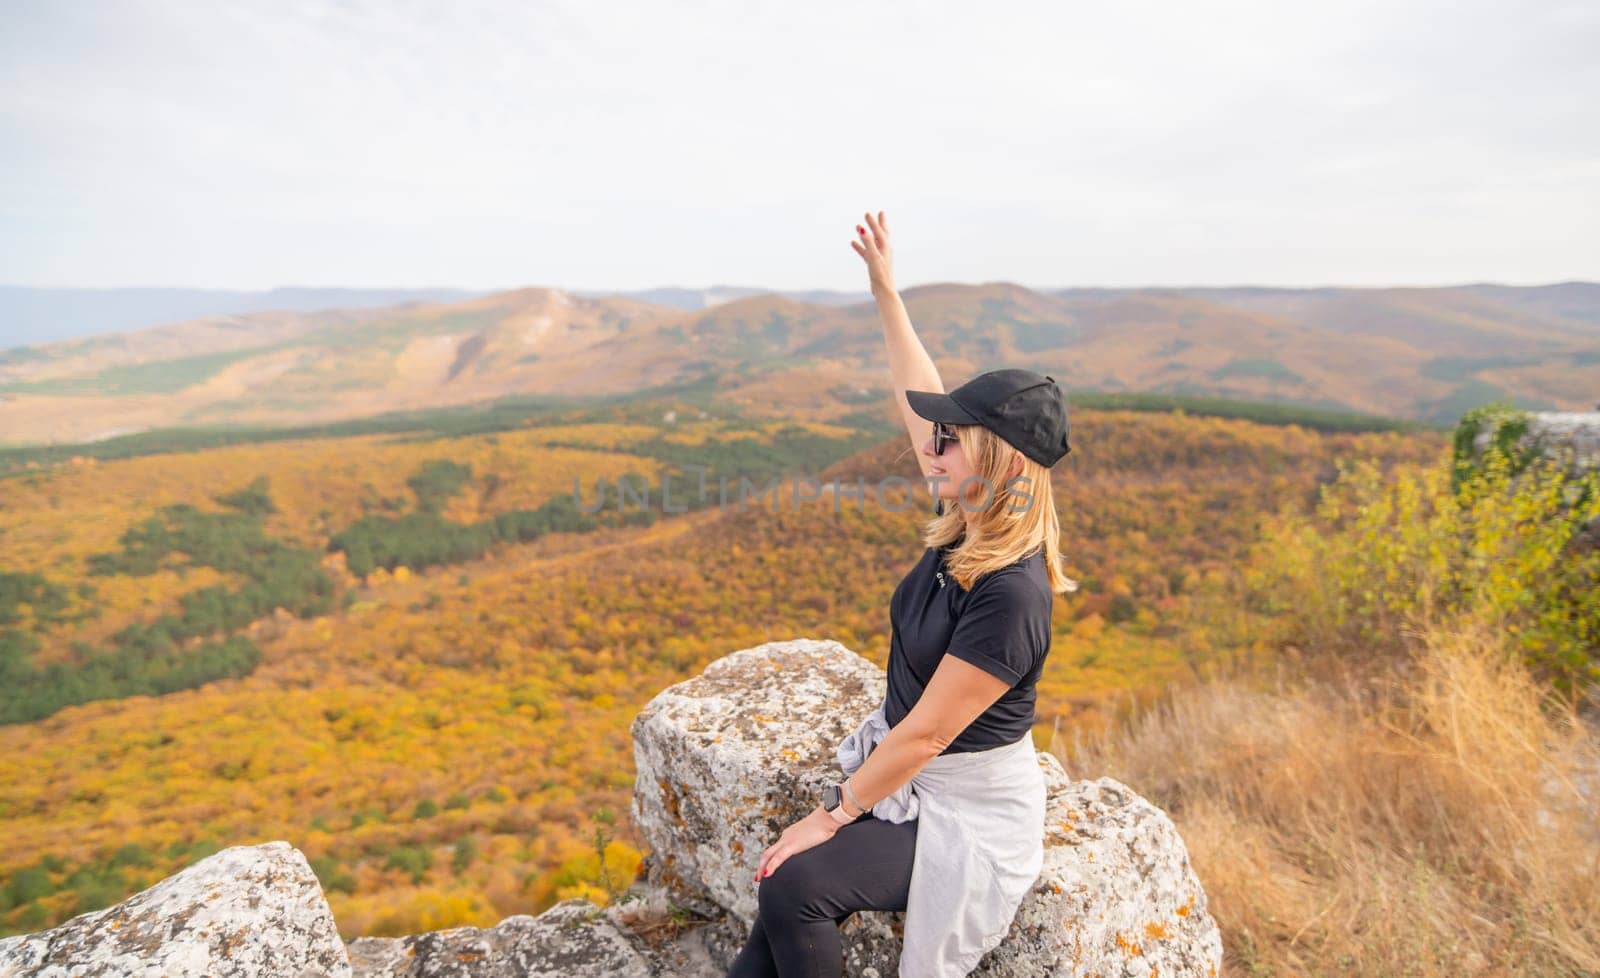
1115;930;1144;956
657;777;684;826
1144;920;1169;939
1175;893;1195;917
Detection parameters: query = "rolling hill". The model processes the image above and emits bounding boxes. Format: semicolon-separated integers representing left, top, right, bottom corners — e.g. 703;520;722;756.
1;281;1594;447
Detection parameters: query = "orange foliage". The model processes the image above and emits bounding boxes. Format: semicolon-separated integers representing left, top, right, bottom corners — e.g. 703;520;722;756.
0;411;1443;937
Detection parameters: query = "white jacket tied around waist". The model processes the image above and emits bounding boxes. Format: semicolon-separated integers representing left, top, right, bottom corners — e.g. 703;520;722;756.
834;702;1047;978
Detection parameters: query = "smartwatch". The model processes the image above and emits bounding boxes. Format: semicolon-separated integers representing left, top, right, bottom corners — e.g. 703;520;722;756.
820;783;854;824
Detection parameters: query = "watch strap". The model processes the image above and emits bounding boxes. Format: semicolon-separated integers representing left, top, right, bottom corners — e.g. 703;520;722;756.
843;776;866;816
822;782;853;824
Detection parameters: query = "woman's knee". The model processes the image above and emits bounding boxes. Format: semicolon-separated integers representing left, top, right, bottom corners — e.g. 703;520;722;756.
756;848;831;922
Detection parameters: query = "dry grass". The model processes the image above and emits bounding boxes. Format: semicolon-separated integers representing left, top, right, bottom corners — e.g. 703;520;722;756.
1055;614;1600;977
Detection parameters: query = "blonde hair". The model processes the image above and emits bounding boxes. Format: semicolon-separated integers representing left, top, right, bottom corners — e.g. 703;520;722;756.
920;422;1078;595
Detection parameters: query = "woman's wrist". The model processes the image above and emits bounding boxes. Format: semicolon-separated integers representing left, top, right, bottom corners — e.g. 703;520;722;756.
842;776;866;816
815;803;847;830
871;277;897;299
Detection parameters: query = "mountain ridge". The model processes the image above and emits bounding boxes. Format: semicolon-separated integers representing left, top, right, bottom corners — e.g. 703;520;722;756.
1;281;1594;446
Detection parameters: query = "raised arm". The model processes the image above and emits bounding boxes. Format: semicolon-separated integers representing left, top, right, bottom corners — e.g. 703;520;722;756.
851;210;944;484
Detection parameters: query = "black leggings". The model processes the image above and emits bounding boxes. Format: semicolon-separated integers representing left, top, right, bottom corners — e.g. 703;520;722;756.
726;811;919;978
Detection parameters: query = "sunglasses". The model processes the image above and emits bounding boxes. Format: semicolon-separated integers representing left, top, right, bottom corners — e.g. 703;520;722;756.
933;421;961;456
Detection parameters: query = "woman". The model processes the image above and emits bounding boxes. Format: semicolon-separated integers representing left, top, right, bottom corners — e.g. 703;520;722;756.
726;211;1077;978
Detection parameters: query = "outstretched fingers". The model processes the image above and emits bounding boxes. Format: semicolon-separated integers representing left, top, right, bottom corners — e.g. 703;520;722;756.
851;211;894;281
863;211;888;250
853;223;879;258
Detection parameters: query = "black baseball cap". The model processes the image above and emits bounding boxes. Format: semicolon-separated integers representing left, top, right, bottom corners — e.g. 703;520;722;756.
906;368;1072;467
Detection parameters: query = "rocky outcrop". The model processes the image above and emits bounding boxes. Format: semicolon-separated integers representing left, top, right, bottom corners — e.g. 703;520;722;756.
1468;409;1600;480
344;900;657;978
1462;408;1600;557
0;840;349;978
631;639;1224;977
1;639;1224;977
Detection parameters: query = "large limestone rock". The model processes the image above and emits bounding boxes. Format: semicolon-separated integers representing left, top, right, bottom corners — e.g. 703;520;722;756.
630;637;884;924
344;899;656;978
631;637;1225;977
0;840;349;978
1010;774;1223;978
338;878;748;978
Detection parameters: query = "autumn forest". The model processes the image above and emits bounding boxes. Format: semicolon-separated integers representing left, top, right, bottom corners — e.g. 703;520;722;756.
0;387;1472;941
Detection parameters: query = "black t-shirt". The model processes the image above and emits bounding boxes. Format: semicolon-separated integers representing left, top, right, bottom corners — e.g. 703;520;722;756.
883;537;1054;754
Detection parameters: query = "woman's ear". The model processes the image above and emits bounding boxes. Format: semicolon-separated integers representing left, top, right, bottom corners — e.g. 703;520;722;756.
1008;451;1024;481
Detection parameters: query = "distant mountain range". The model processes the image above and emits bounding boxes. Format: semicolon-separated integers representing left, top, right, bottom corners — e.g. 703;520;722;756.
0;281;1594;446
0;287;490;348
0;285;873;348
570;285;872;311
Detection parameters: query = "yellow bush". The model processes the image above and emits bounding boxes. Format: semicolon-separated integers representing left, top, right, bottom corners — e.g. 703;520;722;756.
1251;447;1600;692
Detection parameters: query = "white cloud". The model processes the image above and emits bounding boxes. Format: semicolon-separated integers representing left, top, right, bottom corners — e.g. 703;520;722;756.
0;0;1595;289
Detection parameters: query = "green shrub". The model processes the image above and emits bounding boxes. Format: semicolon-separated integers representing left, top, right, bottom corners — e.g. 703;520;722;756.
1108;593;1139;623
6;866;54;905
308;855;356;895
383;845;432;884
64;865;129;915
451;836;477;874
407;459;473;513
1252;442;1600;693
108;844;153;868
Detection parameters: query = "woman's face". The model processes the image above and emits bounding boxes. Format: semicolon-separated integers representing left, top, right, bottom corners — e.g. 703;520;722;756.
922;422;981;509
922;423;1027;512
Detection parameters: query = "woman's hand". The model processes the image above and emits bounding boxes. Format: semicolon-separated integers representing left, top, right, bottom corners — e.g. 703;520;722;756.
754;807;841;882
850;210;895;295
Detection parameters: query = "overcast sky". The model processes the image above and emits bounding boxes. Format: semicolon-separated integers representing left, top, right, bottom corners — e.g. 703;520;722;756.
1;0;1595;292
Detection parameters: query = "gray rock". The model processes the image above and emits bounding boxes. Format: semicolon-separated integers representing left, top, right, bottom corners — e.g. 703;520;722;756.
598;881;749;978
1471;410;1600;480
344;899;654;978
630;638;884;924
1006;771;1225;978
630;637;1225;976
338;878;748;978
0;840;349;978
1469;409;1600;556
